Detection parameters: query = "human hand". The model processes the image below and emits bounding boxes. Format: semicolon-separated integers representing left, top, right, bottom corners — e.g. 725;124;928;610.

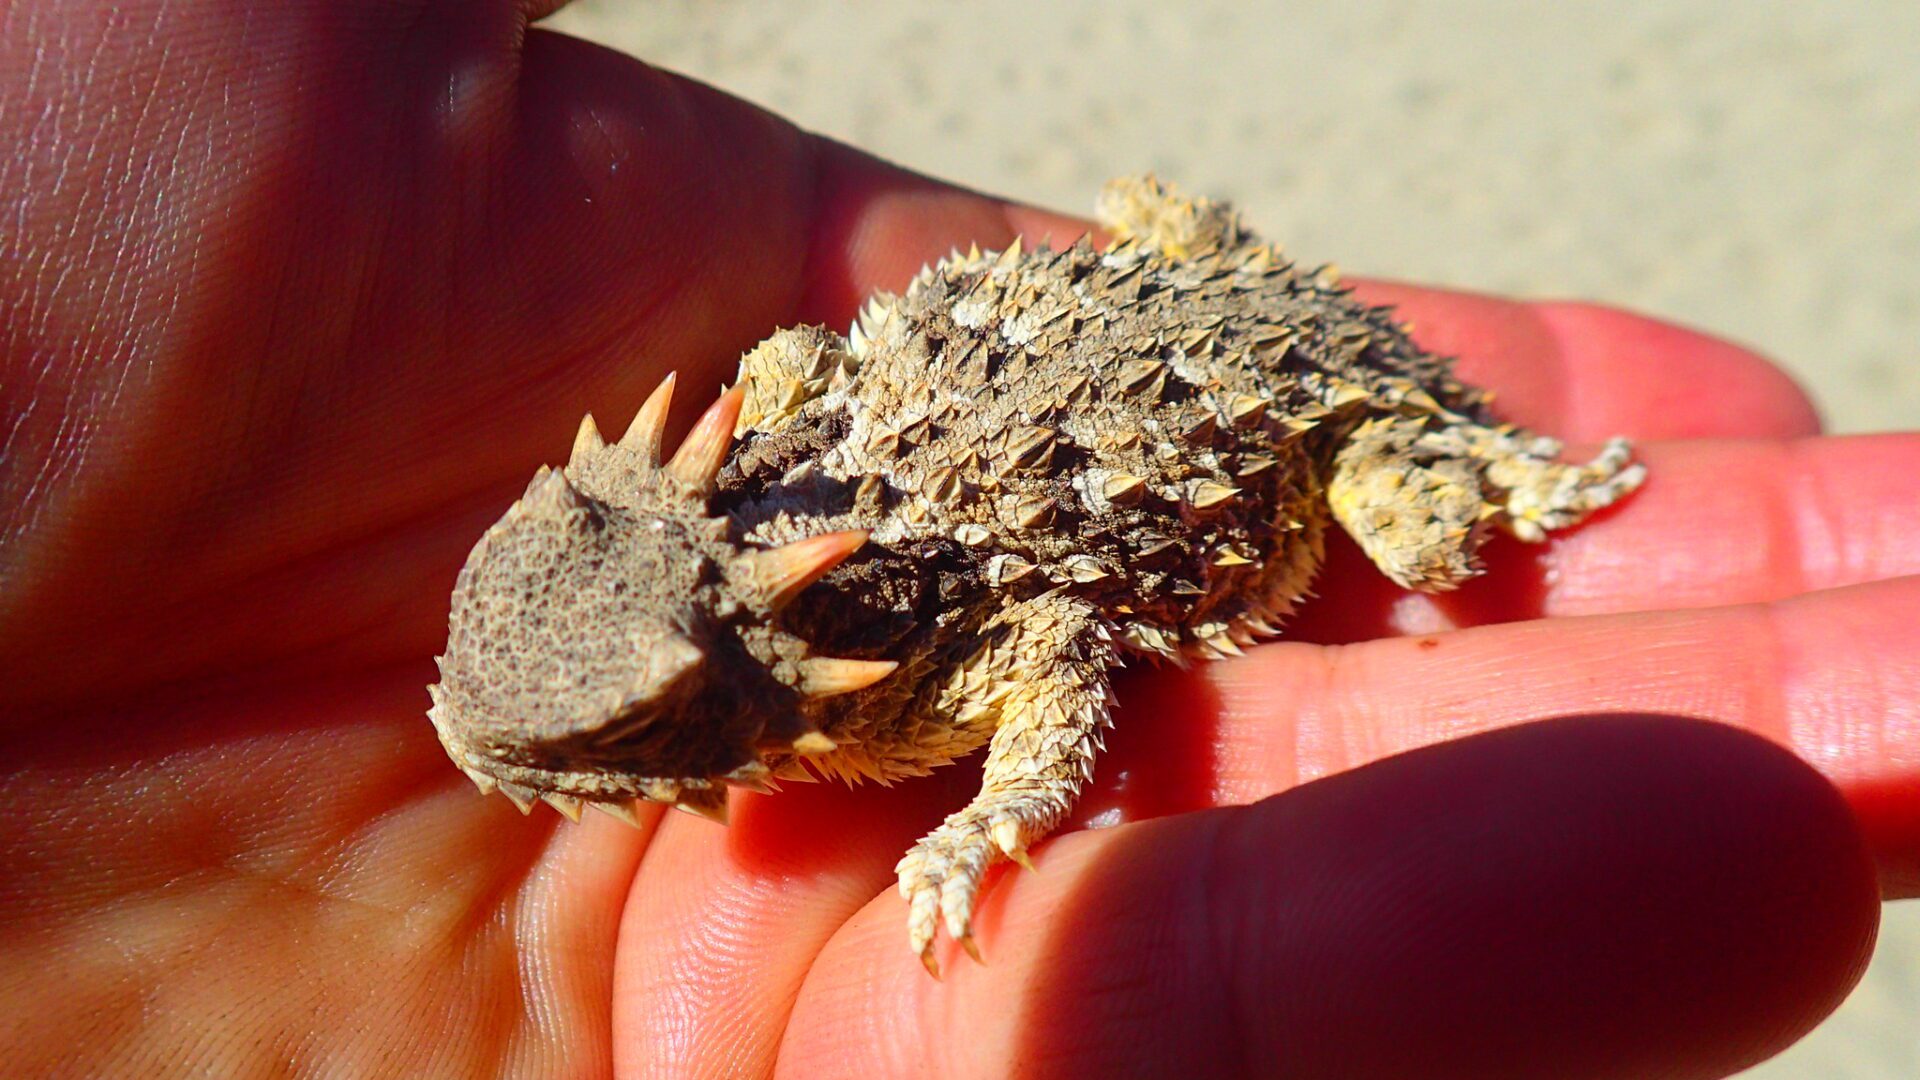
1;3;1907;1076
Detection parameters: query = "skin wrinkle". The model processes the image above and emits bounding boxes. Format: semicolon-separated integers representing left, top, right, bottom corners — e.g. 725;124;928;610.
1196;810;1257;1080
529;834;625;1060
623;789;916;1076
1533;301;1584;441
1812;443;1875;584
1779;580;1918;789
1792;437;1850;588
1729;599;1797;750
515;868;581;1067
1765;440;1814;601
1228;585;1909;795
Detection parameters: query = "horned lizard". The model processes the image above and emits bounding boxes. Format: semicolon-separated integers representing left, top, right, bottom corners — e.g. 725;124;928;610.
427;176;1645;975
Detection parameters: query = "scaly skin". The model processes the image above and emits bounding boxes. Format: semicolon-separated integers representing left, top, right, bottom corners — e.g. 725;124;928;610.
428;176;1645;975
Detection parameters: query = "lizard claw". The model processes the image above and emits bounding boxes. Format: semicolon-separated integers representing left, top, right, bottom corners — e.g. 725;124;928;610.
897;820;1003;976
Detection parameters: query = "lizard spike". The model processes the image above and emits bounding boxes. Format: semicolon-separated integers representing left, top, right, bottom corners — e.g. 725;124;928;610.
796;657;899;697
673;786;730;825
727;773;779;796
1205;631;1244;657
498;782;539;815
1101;473;1148;504
542;793;584;822
523;466;583;513
727;760;778;784
570;413;604;465
1328;381;1370;408
633;634;705;700
791;731;837;755
665;383;747;492
461;768;498;796
742;530;868;610
772;759;818;782
590;636;705;741
589;799;645;828
637;778;683;803
620;371;678;462
1190;481;1240;509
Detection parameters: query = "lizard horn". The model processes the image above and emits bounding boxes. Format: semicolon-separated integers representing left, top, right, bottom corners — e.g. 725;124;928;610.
741;530;868;610
569;413;604;466
665;383;747;492
520;466;584;513
620;371;677;463
795;657;898;697
672;785;731;825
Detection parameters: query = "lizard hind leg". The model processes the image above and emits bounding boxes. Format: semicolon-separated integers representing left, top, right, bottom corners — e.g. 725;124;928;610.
1094;174;1250;259
1328;413;1645;593
893;596;1116;976
1482;432;1644;542
732;325;858;436
1328;415;1498;592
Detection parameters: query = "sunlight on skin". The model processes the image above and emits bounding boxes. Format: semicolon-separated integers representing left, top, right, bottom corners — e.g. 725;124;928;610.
0;2;1910;1077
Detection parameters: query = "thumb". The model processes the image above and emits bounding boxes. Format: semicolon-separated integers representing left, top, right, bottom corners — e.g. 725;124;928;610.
0;0;1069;709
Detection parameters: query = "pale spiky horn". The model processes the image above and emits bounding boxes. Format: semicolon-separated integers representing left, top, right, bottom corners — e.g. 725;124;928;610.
636;778;682;803
620;371;678;462
795;656;898;697
790;731;837;755
498;781;540;814
589;800;645;828
570;413;604;465
741;530;868;609
665;383;747;492
523;466;583;512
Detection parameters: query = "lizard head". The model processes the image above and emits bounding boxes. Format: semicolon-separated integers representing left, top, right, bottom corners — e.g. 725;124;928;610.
427;376;895;825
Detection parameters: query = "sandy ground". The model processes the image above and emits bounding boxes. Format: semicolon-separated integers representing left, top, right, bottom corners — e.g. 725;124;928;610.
548;3;1917;1074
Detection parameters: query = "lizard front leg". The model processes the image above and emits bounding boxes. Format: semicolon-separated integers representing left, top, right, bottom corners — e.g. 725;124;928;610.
894;595;1116;976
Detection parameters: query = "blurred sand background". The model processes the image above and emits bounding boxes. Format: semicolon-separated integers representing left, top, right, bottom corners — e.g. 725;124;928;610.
548;2;1917;1073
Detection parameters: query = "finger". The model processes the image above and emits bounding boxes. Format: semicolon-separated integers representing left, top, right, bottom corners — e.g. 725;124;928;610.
0;20;1062;708
1497;434;1920;615
0;674;647;1076
1092;575;1920;895
1353;283;1821;441
790;139;1087;328
783;716;1876;1079
1291;433;1920;643
611;769;983;1077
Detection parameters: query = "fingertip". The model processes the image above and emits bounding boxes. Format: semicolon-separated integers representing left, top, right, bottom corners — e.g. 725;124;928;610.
1347;282;1822;442
793;140;1090;327
1017;715;1877;1079
1534;301;1822;440
1346;279;1569;427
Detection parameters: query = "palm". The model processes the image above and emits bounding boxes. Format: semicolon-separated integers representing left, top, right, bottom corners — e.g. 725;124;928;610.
2;4;1908;1078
